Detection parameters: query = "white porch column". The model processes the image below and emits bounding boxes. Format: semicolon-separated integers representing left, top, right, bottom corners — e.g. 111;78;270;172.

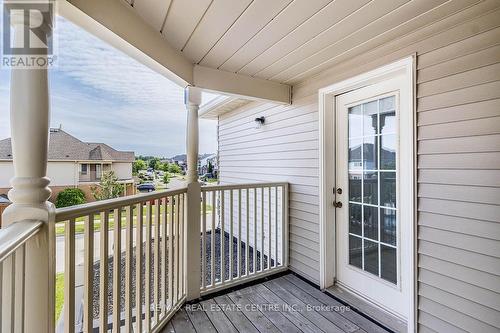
185;86;201;300
1;8;55;333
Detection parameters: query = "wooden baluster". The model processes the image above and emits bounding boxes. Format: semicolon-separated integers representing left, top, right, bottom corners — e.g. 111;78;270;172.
211;191;216;286
173;195;179;303
245;188;249;277
268;187;271;270
220;190;225;283
84;215;94;333
113;208;122;332
145;202;152;331
253;188;257;275
238;189;242;278
154;199;160;324
100;211;109;332
161;198;168;316
260;187;264;272
168;196;174;309
65;219;75;333
229;189;233;281
135;204;143;333
275;187;278;268
125;206;133;332
201;191;206;290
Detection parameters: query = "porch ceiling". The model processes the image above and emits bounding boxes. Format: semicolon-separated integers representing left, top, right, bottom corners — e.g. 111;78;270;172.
63;0;480;100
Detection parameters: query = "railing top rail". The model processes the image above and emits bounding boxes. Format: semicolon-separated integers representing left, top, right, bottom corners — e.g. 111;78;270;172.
201;182;289;192
0;219;43;262
55;187;188;221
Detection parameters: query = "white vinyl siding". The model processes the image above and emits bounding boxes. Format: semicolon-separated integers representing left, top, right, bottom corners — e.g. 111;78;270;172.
219;95;320;282
218;2;500;331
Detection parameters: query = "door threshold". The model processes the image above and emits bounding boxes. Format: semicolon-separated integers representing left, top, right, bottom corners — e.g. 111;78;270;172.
326;285;407;333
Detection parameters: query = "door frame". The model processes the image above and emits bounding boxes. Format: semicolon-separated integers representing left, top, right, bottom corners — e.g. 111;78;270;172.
318;56;415;331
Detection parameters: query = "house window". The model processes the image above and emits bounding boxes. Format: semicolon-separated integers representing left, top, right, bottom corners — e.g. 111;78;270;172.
81;164;88;175
96;164;102;179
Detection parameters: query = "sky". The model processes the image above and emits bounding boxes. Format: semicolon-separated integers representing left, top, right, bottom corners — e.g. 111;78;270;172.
0;16;219;157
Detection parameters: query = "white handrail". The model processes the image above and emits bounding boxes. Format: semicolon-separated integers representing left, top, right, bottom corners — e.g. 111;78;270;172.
0;220;43;263
55;188;188;221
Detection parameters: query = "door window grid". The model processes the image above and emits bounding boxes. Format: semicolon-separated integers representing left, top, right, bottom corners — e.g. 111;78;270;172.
347;95;398;284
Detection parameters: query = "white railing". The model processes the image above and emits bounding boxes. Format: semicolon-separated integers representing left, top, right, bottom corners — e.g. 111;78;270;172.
0;219;44;332
55;188;187;333
200;182;289;295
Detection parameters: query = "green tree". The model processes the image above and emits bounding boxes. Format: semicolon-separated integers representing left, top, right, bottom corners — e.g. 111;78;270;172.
207;161;213;174
149;157;160;170
90;171;124;201
55;188;86;208
162;162;170;172
133;159;147;174
168;163;182;174
163;173;170;186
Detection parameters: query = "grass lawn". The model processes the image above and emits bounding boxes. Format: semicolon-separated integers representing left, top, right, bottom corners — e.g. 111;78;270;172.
55;272;64;321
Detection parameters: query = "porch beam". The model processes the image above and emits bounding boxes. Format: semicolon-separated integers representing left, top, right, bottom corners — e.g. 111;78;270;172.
194;65;292;104
185;86;201;301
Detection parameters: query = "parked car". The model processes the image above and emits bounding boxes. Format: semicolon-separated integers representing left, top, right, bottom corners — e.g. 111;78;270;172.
200;173;213;181
137;183;155;192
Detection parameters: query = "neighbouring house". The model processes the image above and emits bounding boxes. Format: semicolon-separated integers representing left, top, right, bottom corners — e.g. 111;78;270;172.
198;153;217;176
0;128;135;202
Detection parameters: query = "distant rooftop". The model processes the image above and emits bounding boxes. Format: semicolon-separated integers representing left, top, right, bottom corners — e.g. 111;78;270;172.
0;128;135;162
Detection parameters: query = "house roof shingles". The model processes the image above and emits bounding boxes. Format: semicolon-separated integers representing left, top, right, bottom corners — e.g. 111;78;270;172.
0;129;134;162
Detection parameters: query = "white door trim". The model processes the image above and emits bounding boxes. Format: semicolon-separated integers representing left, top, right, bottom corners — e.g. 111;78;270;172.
318;56;415;332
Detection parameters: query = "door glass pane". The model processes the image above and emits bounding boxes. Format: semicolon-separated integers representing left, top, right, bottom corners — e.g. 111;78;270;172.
349;204;362;236
349;105;362;138
380;172;396;208
349;172;362;202
349;236;362;269
345;94;398;284
380;134;396;170
363;172;378;205
363;101;378;136
381;208;396;245
381;245;397;283
363;206;378;241
364;239;379;275
363;136;378;170
349;138;362;169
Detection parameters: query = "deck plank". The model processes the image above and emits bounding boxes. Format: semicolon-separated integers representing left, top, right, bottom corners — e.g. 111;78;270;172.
273;276;363;333
201;299;238;333
214;295;261;333
250;284;322;333
263;279;346;333
170;309;196;333
162;321;175;333
234;288;302;333
163;273;392;333
283;274;390;333
228;288;286;333
185;303;218;333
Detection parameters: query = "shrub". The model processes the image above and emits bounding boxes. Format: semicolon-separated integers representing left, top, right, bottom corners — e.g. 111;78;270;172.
55;188;86;208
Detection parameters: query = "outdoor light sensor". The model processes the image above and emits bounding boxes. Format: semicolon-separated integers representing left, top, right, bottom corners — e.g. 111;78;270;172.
254;116;265;129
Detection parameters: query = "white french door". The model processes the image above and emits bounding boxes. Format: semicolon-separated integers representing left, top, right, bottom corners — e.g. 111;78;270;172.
334;75;411;321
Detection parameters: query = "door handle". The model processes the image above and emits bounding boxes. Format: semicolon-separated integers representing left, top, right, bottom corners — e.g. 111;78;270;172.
333;201;342;208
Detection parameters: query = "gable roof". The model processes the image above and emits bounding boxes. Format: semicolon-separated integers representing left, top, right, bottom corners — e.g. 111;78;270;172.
0;129;134;162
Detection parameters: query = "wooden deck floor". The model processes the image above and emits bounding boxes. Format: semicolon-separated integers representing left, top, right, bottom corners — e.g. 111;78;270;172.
161;273;390;333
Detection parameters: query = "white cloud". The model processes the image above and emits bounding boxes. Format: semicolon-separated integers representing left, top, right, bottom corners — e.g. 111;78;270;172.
0;16;218;156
